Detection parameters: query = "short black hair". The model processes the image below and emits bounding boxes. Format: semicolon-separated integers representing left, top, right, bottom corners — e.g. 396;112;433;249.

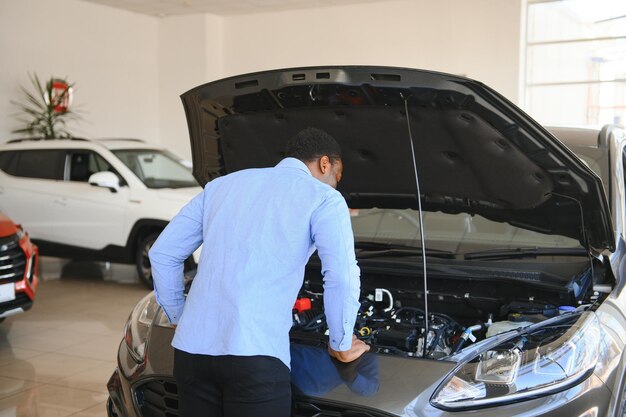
285;127;342;163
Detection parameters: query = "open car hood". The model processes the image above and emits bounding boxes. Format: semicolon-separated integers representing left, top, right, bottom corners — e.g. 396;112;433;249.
181;66;614;252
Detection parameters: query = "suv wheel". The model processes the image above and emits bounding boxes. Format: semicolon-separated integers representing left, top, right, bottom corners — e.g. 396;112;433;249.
136;232;160;289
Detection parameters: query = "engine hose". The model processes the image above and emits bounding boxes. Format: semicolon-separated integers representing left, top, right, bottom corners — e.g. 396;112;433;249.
451;334;468;353
302;313;326;330
427;327;445;356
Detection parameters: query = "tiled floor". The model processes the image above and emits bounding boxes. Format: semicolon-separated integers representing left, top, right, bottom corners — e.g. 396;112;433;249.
0;258;150;417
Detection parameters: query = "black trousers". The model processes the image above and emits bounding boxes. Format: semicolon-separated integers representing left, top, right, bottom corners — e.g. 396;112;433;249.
174;349;292;417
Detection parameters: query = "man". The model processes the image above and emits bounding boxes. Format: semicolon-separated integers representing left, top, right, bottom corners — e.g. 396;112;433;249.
149;127;369;417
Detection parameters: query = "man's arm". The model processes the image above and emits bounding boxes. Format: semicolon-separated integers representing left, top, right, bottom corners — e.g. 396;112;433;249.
311;190;369;362
149;190;205;324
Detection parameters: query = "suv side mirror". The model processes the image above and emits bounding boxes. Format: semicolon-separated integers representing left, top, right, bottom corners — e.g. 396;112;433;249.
88;171;120;193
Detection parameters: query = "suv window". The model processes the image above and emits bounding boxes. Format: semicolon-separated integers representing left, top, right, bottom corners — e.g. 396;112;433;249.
112;149;196;189
65;150;126;185
0;151;19;175
0;150;65;180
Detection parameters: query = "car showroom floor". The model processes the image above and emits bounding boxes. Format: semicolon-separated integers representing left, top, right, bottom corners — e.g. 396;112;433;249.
0;258;149;417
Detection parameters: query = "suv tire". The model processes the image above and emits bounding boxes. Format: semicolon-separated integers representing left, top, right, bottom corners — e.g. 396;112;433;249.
136;232;160;289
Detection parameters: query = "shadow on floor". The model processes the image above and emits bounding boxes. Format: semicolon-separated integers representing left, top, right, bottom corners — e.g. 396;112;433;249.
39;257;138;284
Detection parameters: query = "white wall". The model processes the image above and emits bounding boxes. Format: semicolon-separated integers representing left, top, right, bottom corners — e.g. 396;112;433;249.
158;14;223;159
0;0;159;143
0;0;524;154
222;0;523;103
157;0;525;158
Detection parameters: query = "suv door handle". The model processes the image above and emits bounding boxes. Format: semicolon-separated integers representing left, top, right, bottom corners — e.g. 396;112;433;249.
53;198;67;206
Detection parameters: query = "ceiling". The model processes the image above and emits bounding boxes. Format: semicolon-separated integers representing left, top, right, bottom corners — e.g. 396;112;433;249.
81;0;394;16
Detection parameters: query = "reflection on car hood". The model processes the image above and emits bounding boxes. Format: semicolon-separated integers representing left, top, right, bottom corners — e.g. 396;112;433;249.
181;66;613;252
290;343;454;415
144;327;455;416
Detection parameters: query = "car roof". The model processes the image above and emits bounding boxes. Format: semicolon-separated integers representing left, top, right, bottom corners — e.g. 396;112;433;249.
0;138;162;152
547;126;601;149
94;139;161;151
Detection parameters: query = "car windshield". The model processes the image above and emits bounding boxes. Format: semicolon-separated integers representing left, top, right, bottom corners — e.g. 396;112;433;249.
350;209;582;255
350;145;611;255
568;145;609;188
112;149;197;189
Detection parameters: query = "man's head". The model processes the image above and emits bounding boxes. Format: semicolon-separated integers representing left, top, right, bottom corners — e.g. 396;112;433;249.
285;127;343;189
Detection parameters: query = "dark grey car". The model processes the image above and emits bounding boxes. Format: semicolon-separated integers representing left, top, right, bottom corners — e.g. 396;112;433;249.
107;67;626;417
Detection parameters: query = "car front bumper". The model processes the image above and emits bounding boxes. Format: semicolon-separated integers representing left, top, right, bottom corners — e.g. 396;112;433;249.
0;238;37;319
0;291;33;318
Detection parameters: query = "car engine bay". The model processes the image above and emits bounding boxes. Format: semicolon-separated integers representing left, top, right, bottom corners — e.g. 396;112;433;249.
289;256;612;359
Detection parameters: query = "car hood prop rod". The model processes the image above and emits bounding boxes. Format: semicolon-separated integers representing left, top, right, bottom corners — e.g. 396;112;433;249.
550;192;596;295
402;95;430;358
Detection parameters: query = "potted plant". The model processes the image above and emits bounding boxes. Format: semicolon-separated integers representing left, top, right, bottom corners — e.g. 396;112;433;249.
11;73;82;139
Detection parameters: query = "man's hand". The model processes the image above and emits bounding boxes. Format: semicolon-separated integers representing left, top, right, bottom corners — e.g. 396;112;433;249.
328;335;370;363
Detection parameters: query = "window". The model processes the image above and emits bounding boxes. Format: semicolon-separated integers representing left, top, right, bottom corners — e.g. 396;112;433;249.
525;0;626;126
65;150;126;185
2;150;65;180
0;151;19;175
350;209;581;253
112;149;196;189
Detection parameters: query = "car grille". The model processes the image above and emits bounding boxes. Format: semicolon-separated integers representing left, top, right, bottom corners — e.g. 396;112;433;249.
0;234;26;283
134;379;179;417
0;293;31;311
291;397;394;417
134;378;394;417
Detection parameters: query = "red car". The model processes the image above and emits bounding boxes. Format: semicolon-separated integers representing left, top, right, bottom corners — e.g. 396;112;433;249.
0;212;38;321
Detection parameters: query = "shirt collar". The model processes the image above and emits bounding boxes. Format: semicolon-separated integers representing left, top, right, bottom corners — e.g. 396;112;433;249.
276;157;312;176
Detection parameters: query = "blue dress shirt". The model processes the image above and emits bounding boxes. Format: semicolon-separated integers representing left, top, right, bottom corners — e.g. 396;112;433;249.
149;157;361;368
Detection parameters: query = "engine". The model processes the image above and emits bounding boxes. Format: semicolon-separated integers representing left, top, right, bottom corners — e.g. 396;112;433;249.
289;274;604;359
290;285;464;358
288;247;614;359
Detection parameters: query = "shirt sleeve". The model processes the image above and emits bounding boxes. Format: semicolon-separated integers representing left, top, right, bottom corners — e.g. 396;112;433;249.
310;189;361;352
149;189;205;324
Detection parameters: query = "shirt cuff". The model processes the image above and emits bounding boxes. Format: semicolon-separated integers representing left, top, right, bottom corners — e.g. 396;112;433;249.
162;304;184;325
330;332;353;351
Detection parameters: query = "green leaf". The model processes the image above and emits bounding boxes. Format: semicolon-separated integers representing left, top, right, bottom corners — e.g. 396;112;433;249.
10;72;83;138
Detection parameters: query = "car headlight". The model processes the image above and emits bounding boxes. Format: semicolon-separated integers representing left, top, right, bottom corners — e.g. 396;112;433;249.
431;312;600;410
16;226;26;240
124;293;161;362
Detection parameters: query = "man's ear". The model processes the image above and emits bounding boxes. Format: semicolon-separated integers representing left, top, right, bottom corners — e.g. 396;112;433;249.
319;155;331;174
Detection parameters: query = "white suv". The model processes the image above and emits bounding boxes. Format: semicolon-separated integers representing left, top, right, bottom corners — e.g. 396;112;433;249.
0;138;202;288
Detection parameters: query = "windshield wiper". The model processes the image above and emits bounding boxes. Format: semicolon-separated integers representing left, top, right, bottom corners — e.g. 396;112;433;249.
464;247;588;261
355;241;456;259
357;249;456;259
